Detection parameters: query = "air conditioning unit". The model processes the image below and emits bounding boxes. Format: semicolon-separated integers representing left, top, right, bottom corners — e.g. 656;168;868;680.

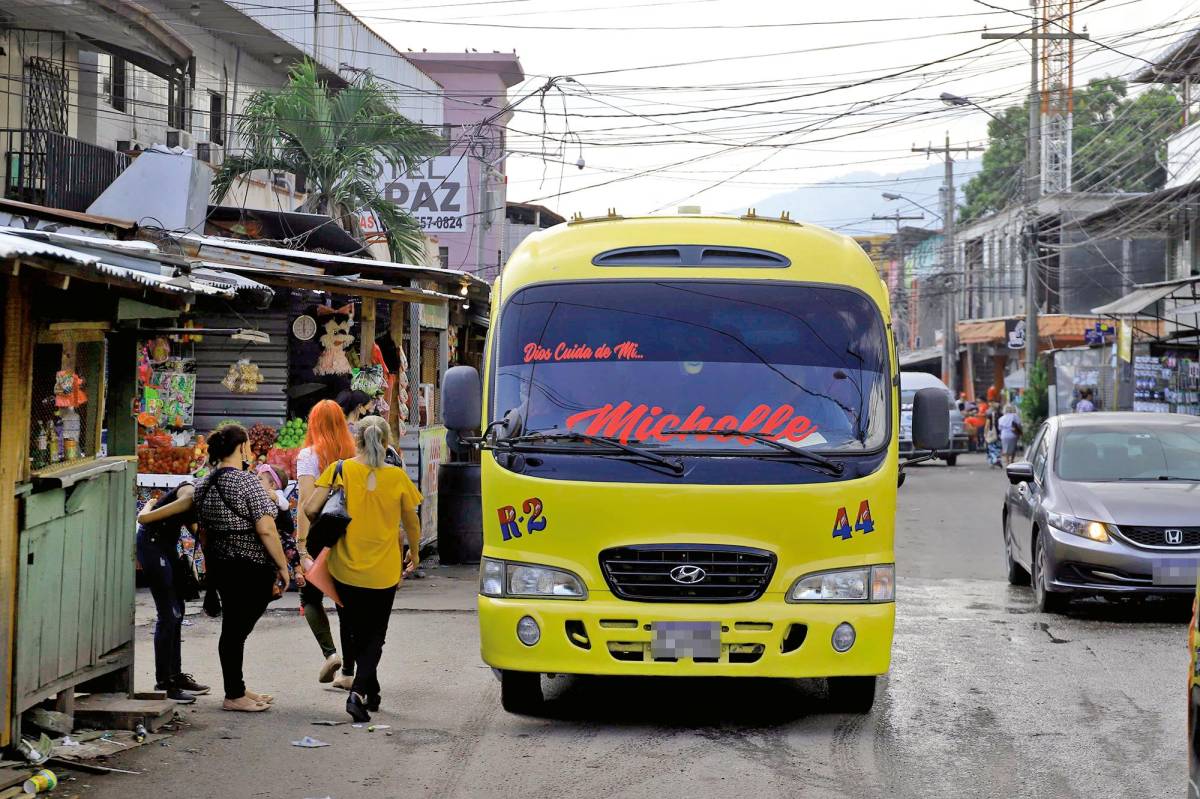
196;141;223;165
165;129;193;150
116;139;148;153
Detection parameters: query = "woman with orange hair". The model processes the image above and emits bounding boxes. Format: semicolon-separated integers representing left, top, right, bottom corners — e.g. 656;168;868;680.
295;400;358;687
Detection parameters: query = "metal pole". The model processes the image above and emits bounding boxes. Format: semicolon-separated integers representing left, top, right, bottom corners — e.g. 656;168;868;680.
1025;2;1041;376
475;161;488;275
945;131;958;396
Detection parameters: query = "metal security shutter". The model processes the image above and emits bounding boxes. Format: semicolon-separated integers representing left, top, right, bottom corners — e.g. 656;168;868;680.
192;309;289;433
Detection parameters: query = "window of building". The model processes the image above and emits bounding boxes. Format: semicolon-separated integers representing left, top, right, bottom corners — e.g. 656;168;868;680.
209;92;225;145
438;246;450;269
109;56;127;112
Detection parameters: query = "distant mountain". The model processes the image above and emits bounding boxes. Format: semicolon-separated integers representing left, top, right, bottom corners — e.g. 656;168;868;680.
731;158;981;235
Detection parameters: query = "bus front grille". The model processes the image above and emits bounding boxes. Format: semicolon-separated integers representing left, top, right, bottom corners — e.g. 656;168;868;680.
599;545;776;603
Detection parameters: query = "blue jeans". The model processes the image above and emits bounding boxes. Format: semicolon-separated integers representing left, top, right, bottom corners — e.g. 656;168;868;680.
136;529;183;685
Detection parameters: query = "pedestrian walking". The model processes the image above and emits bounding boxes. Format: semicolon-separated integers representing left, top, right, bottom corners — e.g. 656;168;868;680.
1075;388;1096;413
304;415;421;723
337;389;373;435
193;424;291;713
135;483;210;703
984;402;1002;468
997;403;1023;466
295;400;358;688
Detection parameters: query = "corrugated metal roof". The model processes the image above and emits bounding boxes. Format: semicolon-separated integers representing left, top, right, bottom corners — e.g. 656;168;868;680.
0;230;99;265
1091;283;1183;316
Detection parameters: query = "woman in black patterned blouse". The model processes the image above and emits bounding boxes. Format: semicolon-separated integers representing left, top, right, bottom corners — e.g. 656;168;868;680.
194;425;290;712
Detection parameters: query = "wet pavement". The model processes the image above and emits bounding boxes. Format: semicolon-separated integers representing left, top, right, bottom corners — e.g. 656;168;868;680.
83;453;1187;798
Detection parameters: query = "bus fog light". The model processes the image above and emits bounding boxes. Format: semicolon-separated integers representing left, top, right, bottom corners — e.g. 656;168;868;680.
517;616;541;646
831;622;856;653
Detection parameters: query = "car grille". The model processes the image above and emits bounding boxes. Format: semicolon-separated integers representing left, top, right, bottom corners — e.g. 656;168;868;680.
599;545;776;603
1114;525;1200;548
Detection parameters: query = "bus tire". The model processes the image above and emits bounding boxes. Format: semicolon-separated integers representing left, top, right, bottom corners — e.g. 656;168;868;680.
827;675;876;713
500;670;544;715
943;454;958;466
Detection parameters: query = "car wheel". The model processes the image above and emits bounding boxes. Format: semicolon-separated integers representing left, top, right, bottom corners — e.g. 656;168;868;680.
1003;511;1030;586
1032;530;1068;613
827;676;876;713
944;454;958;466
500;670;544;715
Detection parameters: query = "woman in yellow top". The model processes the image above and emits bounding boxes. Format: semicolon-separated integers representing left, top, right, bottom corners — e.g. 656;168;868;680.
304;415;421;722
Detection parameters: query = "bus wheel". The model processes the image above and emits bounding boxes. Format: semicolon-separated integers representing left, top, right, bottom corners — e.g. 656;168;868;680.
943;454;958;466
827;676;876;713
500;670;544;715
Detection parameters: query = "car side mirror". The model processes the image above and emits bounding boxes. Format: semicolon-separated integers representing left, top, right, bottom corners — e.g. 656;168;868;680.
911;387;950;451
442;366;481;432
1005;462;1034;485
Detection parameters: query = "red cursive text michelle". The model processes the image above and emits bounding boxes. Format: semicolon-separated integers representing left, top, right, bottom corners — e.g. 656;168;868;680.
564;402;818;445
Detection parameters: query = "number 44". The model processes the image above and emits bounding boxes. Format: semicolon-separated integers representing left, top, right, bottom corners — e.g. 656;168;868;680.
832;500;874;541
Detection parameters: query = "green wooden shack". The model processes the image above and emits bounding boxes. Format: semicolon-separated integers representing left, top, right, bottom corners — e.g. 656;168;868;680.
0;230;229;746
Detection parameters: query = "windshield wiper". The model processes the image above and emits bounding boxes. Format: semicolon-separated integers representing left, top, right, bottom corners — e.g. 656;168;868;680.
666;428;845;475
494;430;685;475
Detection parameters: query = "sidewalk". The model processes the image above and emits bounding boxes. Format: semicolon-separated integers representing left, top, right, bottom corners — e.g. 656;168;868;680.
135;561;480;627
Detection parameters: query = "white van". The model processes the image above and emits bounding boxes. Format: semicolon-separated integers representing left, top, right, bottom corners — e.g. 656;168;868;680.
899;372;969;465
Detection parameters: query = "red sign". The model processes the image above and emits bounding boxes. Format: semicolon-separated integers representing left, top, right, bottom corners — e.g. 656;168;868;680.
522;341;644;363
564;402;819;445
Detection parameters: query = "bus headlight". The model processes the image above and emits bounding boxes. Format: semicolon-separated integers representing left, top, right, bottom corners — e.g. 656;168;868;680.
788;565;895;603
479;557;587;599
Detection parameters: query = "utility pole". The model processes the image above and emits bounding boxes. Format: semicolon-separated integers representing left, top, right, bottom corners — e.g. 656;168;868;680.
983;2;1088;381
872;211;923;349
913;135;985;396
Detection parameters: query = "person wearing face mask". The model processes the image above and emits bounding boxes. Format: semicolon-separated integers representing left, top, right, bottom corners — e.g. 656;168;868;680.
193;424;290;712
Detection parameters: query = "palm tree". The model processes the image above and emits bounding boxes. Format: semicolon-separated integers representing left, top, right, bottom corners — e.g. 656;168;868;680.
212;60;442;263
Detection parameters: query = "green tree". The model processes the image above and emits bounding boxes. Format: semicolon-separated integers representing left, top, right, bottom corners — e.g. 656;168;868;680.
1020;356;1049;444
959;77;1182;223
212;60;442;263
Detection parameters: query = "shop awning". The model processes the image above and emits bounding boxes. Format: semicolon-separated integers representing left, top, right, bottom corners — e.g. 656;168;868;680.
899;345;943;368
196;261;456;305
956;315;1104;345
1091;282;1184;316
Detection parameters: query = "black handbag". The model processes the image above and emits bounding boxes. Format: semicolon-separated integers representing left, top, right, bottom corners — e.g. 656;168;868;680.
308;460;351;552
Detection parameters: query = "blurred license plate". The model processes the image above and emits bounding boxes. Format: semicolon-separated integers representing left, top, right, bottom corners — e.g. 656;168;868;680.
651;621;721;660
1153;558;1200;586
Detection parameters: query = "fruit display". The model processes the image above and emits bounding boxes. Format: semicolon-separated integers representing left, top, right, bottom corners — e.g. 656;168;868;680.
275;418;308;450
265;446;299;481
137;445;196;475
247;423;278;459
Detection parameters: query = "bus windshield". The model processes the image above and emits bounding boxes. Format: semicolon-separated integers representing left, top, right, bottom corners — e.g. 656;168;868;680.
492;280;890;453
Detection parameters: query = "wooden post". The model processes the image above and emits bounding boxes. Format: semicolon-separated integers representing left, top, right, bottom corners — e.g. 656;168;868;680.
359;298;376;366
0;274;34;747
105;332;138;457
408;287;421;426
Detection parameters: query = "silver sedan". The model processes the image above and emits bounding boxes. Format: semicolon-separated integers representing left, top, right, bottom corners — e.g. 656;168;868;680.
1001;412;1200;613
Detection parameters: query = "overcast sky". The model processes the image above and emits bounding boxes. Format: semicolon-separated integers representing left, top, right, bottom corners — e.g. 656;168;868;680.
345;0;1198;225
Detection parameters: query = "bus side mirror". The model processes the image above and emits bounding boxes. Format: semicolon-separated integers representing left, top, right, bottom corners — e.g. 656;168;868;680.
911;388;950;451
442;366;481;432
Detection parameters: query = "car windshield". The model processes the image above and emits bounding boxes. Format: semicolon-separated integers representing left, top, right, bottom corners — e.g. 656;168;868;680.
900;387;952;407
1056;425;1200;481
492;280;890;453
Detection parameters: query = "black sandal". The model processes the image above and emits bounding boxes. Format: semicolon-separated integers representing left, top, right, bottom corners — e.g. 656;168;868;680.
346;691;371;723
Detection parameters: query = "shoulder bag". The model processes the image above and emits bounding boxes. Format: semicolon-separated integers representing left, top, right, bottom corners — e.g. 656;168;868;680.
308;460;351;553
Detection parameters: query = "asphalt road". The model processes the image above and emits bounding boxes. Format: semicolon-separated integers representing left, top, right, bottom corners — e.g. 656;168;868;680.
80;453;1189;798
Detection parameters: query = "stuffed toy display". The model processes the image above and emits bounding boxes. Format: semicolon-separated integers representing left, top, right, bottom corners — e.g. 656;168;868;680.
314;304;355;376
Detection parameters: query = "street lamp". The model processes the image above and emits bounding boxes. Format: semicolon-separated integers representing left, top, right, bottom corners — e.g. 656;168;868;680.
882;192;942;222
940;93;1021;135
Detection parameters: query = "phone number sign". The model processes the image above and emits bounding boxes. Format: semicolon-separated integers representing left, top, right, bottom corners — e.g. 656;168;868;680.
378;156;469;231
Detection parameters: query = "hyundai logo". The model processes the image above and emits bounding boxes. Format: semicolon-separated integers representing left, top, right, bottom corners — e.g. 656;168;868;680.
669;565;707;584
1166;529;1185;545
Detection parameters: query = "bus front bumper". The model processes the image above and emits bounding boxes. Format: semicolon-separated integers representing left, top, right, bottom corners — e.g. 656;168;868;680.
479;593;894;678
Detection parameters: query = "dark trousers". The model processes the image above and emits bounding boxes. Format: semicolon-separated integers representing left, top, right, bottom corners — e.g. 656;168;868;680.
136;531;182;685
333;579;396;700
212;559;275;700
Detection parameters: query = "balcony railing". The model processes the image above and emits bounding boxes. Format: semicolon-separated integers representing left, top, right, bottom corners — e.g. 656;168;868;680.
2;129;131;213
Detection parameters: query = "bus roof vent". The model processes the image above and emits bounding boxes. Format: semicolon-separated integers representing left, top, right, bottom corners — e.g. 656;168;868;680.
592;245;790;268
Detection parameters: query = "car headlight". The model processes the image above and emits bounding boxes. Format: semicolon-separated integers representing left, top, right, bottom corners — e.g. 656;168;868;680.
1047;512;1111;543
788;564;895;603
479;557;587;599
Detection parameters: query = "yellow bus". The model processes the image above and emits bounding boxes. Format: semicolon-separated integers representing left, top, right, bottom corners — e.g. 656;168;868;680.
442;212;949;714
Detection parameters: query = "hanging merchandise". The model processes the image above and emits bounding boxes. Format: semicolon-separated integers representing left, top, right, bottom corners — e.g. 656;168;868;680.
352;364;387;397
221;358;265;393
149;337;172;364
54;370;88;409
313;304;354;376
396;344;410;422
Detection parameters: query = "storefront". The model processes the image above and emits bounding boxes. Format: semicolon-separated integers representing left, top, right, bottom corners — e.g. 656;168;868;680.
131;234;491;548
1092;275;1199;415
